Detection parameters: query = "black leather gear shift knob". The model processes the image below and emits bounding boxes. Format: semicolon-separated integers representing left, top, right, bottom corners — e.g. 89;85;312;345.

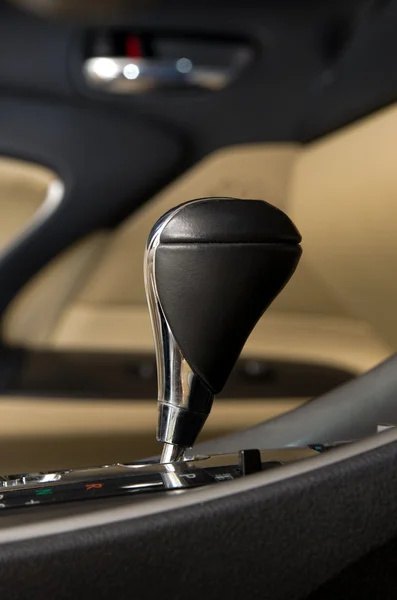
144;197;302;462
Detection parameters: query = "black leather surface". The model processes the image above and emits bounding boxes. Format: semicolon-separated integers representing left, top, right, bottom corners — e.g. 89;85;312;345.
193;353;397;455
308;398;397;599
3;433;397;600
308;534;397;599
155;242;301;393
159;198;302;244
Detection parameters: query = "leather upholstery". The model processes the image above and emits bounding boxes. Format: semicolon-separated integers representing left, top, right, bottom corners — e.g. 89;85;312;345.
2;143;389;376
291;103;397;349
156;243;301;392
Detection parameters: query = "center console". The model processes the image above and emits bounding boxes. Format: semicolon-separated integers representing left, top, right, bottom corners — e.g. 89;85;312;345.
0;197;336;512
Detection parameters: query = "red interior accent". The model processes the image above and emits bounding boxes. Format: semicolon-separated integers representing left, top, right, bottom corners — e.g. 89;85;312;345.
125;35;143;58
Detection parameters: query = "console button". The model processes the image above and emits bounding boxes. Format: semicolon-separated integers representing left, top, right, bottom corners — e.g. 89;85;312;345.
239;449;263;475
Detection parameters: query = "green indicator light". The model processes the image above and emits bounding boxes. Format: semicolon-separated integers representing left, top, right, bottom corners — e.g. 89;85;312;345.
35;488;53;496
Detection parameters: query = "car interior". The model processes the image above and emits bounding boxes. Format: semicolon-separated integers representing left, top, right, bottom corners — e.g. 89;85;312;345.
2;0;397;597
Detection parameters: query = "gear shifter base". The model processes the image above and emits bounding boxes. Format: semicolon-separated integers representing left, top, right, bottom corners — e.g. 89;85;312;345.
157;401;213;450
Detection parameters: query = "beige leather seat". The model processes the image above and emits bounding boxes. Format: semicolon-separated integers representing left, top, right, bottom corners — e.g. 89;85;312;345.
1;105;394;374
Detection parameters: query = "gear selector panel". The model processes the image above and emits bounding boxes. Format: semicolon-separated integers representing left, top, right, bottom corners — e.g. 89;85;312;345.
0;448;324;510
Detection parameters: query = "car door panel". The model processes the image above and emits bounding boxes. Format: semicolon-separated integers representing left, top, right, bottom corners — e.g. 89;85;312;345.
300;0;397;141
